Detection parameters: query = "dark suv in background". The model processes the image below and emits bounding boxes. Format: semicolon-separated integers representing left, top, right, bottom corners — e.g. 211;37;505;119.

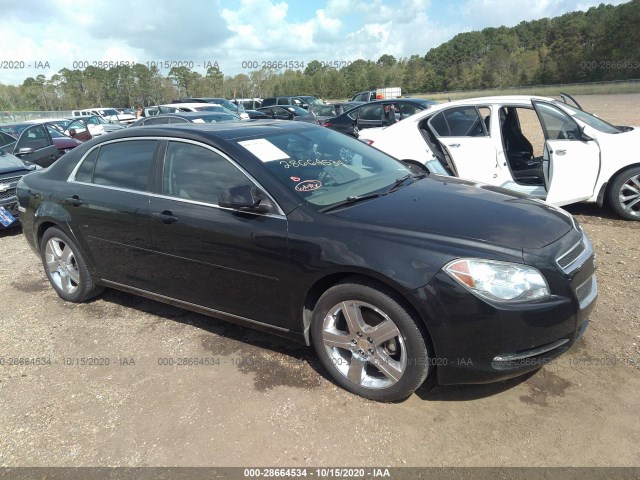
261;96;324;110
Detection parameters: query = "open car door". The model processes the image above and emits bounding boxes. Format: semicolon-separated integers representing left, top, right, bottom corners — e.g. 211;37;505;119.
532;100;601;206
14;124;58;168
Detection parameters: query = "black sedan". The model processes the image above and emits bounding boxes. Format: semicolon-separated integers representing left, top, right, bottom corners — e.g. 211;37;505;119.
321;98;437;136
17;122;596;401
129;111;242;127
256;105;318;123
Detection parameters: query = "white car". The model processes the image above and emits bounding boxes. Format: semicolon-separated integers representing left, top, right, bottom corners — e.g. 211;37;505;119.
73;108;136;125
360;95;640;220
158;103;238;116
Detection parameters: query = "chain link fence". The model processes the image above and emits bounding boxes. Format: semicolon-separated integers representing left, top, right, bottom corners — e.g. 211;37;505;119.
0;110;73;123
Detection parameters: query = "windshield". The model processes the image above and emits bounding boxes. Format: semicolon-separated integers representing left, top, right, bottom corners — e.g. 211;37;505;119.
237;127;411;208
558;103;622;134
100;109;120;116
0;124;28;137
47;127;65;138
301;96;323;106
194;105;236;115
284;105;309;116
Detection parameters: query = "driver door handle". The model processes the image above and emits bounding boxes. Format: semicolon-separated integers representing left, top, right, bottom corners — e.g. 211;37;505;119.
555;149;566;155
64;195;83;207
448;143;460;148
152;211;178;224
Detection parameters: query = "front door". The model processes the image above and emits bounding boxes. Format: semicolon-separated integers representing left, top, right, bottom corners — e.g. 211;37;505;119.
147;140;291;328
532;100;601;206
14;124;58;167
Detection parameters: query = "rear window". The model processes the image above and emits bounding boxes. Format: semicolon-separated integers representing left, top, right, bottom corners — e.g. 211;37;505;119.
90;140;157;191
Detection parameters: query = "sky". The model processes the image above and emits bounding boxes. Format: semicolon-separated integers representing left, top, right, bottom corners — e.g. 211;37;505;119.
0;0;630;85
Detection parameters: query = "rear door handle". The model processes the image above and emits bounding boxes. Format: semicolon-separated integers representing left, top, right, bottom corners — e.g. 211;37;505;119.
448;143;460;148
64;195;83;207
152;211;178;224
555;149;566;155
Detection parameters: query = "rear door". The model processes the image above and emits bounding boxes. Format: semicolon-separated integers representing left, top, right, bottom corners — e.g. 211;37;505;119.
65;139;159;286
427;106;507;185
532;100;601;206
14;124;58;167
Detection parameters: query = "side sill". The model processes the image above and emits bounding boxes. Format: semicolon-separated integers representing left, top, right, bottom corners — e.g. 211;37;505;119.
97;279;306;344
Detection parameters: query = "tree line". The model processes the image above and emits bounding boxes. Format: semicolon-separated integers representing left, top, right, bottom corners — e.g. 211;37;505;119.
1;0;638;111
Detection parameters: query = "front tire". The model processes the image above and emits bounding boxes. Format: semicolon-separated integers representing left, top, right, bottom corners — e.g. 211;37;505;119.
40;227;103;302
311;279;430;402
609;166;640;220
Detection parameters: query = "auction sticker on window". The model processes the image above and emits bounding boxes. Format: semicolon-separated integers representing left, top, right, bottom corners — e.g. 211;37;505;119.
295;180;322;192
238;138;289;162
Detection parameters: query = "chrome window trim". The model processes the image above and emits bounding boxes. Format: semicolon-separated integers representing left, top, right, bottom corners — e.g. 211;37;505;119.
66;136;286;218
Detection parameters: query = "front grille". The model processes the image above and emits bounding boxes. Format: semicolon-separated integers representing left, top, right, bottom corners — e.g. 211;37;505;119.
557;239;586;270
575;274;598;309
0;187;16;200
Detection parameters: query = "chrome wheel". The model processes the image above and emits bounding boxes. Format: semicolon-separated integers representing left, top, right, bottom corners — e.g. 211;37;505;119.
322;300;407;389
44;237;80;295
619;173;640;218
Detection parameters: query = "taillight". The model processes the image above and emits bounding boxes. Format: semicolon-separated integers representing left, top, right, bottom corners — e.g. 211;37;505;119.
364;139;374;145
321;121;332;127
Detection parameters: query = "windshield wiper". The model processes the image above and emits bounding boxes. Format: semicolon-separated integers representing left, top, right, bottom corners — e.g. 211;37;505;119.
318;173;427;213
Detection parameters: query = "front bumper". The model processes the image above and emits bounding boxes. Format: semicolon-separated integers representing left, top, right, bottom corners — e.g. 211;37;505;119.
409;233;597;385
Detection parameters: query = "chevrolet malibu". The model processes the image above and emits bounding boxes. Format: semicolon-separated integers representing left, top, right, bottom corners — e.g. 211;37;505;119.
16;122;597;401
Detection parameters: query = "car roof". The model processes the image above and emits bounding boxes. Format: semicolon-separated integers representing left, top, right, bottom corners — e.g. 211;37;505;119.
102;120;315;140
435;95;556;106
161;102;224;108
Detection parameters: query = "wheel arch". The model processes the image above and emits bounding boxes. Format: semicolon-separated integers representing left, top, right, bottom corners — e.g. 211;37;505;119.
602;162;640;207
301;272;437;368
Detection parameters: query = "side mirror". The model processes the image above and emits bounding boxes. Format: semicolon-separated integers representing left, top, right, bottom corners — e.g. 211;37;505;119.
219;185;272;213
16;147;35;156
401;160;429;174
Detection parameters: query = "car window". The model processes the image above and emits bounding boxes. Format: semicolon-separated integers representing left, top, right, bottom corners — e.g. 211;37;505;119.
430;107;486;137
359;104;382;121
17;125;50;151
67;120;88;134
75;148;99;183
399;103;420;118
92;140;157;191
0;131;17;147
163;141;251;204
277;98;289;105
534;102;582;140
168;117;189;124
143;117;170;125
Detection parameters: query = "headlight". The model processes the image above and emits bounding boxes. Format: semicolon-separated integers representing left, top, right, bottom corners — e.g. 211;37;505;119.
444;258;550;303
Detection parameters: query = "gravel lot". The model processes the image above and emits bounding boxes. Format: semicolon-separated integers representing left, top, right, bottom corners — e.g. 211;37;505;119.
0;94;639;468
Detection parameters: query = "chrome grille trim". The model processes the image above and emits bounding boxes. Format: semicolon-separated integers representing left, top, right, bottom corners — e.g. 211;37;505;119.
556;232;593;274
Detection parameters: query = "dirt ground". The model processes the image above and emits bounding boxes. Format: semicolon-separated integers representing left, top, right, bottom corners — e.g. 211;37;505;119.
0;94;639;469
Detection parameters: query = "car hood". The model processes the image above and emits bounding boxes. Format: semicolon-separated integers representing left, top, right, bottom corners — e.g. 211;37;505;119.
0;151;33;175
332;176;574;250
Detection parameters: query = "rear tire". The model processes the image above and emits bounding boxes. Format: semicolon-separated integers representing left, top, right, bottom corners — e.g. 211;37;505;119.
609;167;640;221
311;279;430;402
40;227;104;302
